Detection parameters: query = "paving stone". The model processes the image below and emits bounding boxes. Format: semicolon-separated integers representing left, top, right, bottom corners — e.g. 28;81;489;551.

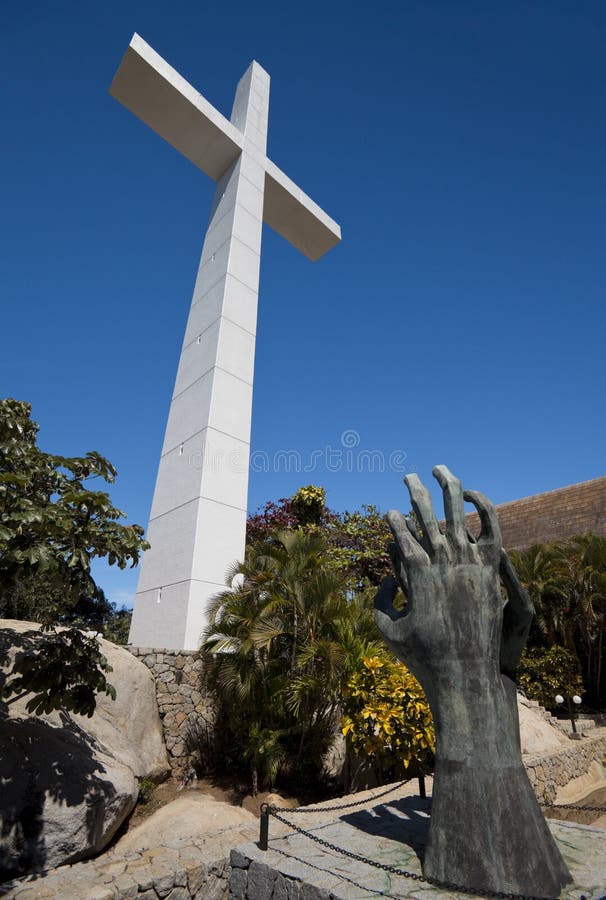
229;865;248;898
103;861;127;877
230;849;250;869
132;869;154;891
186;862;207;894
152;869;176;896
285;880;300;900
83;889;116;900
209;858;226;877
271;872;291;900
300;886;329;900
198;873;227;900
165;889;190;900
248;860;276;899
173;866;188;887
12;889;53;899
113;874;139;899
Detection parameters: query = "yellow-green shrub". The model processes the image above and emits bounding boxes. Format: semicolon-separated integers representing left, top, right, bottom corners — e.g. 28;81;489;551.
341;652;434;780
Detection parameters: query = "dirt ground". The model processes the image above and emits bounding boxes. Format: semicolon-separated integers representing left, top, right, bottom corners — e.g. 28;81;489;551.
544;785;606;828
127;775;302;830
129;775;606;833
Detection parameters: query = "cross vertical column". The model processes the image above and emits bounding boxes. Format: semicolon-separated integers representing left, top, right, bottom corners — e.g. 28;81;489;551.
128;63;270;650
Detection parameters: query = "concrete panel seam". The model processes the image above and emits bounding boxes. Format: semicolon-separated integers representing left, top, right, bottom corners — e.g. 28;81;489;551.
171;364;215;402
160;423;251;458
189;270;259;313
172;361;253;404
148;493;247;525
227;231;263;261
181;312;256;354
135;576;228;593
205;192;262;238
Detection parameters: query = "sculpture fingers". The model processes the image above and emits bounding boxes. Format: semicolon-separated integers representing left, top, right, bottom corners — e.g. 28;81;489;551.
374;575;403;623
500;549;533;622
403;474;447;560
463;489;502;549
374;575;412;650
387;509;429;569
388;541;409;595
499;549;534;677
405;514;422;543
433;465;473;559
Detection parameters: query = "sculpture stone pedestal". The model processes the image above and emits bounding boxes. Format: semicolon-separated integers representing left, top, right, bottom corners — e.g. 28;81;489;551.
231;780;606;899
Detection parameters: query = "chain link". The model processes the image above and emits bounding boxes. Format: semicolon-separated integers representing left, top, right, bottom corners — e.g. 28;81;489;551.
542;803;606;813
265;806;591;900
261;788;605;900
267;780;410;815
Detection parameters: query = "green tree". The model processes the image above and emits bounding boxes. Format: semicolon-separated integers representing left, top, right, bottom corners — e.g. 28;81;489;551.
508;543;570;648
517;646;584;711
102;605;133;646
326;505;393;589
565;535;606;704
0;399;148;716
289;485;327;526
247;490;394;591
202;529;379;794
510;536;606;706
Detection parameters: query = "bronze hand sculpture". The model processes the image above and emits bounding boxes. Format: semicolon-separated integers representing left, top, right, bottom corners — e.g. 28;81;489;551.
375;466;572;896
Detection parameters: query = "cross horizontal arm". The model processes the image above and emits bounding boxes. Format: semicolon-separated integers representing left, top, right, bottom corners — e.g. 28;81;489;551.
110;34;341;261
264;160;341;261
109;33;243;181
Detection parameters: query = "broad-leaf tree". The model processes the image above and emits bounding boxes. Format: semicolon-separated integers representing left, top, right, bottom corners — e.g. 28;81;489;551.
0;399;148;716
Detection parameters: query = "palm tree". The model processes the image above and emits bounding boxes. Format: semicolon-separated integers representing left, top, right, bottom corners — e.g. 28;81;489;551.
565;535;606;703
511;536;606;707
509;543;570;647
201;529;377;793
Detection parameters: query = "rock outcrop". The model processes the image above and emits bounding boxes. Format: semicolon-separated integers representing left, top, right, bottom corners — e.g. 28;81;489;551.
518;693;569;756
0;619;170;880
113;793;256;857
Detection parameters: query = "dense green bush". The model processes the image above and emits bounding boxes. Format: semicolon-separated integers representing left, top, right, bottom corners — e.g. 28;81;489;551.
341;651;434;784
518;646;584;711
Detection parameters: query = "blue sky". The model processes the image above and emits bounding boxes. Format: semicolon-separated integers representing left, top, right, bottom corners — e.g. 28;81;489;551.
2;1;605;609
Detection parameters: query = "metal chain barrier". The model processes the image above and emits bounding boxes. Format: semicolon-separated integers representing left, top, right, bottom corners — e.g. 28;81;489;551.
542;802;606;812
258;786;606;900
265;779;413;816
262;806;571;900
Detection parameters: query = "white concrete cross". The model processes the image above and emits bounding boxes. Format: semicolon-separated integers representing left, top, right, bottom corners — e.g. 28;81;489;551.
110;35;341;650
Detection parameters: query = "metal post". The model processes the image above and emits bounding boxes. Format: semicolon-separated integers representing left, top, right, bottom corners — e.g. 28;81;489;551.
418;775;426;799
259;804;269;851
567;698;578;734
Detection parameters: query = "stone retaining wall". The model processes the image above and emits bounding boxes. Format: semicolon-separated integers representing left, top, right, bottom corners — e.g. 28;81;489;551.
2;822;259;900
127;648;211;781
127;645;606;797
525;731;606;803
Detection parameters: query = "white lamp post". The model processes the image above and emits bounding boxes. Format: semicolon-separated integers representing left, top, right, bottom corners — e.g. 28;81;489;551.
555;693;582;735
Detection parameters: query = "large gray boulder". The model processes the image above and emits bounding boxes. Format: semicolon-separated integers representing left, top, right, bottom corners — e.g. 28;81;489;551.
113;793;256;856
518;693;569;756
0;620;170;880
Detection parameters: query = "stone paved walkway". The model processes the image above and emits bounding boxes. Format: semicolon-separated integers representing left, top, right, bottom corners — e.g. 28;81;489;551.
232;782;606;899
